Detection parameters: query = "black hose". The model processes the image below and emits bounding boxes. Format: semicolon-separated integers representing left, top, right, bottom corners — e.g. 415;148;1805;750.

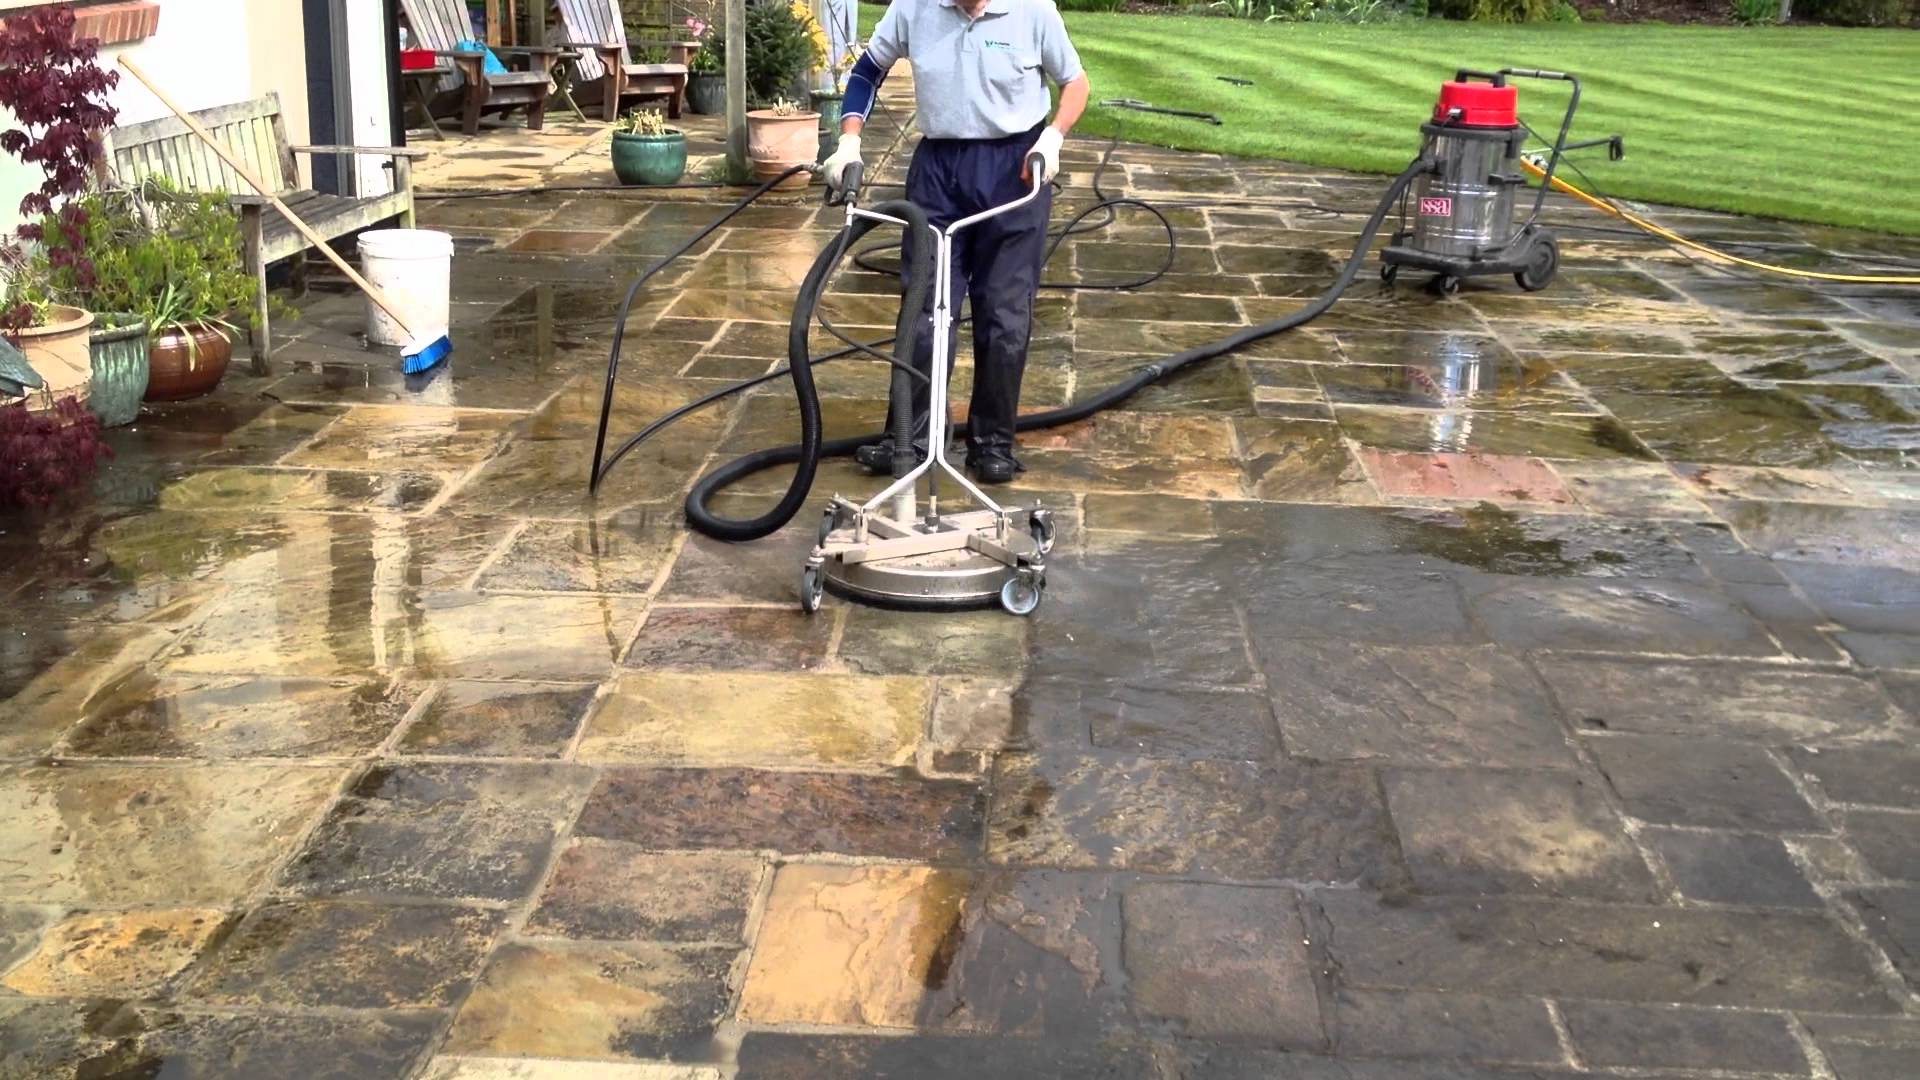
685;200;935;541
678;154;1429;537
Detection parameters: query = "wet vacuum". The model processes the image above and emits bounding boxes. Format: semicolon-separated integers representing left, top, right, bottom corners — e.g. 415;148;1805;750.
1382;68;1619;296
802;159;1056;616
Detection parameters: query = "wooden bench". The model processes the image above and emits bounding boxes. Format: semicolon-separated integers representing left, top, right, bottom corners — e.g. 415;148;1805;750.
103;93;423;372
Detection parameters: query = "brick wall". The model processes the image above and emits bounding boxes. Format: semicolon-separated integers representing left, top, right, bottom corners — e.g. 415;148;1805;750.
73;1;160;46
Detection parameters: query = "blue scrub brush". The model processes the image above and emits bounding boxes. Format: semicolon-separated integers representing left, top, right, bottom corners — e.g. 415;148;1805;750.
120;56;452;377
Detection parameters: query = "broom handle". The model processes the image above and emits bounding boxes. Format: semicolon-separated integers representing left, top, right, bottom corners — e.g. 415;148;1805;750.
117;57;421;336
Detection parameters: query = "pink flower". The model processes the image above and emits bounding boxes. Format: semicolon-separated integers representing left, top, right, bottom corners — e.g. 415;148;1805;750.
685;17;707;36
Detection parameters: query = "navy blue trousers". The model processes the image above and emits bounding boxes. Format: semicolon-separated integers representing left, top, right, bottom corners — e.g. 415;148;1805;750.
891;124;1052;463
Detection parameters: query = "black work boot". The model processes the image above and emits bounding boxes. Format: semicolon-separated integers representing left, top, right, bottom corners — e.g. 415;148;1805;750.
967;424;1024;484
853;441;894;475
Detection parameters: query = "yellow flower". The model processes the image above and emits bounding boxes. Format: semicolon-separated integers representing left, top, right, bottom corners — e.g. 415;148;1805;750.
788;0;828;67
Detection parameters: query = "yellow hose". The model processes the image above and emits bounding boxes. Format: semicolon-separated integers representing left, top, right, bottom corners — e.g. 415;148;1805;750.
1517;158;1920;286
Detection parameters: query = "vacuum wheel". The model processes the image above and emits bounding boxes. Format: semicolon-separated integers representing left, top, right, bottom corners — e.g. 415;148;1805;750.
1516;235;1559;292
1000;569;1045;617
1432;274;1462;296
799;564;825;613
1380;263;1399;287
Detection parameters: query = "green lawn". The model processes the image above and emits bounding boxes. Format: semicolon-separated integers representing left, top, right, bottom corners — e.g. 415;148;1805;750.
855;9;1920;235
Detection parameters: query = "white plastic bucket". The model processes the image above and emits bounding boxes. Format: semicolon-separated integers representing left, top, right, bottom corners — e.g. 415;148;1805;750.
357;229;453;347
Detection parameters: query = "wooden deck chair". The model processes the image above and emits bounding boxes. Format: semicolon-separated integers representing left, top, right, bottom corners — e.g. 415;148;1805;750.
402;0;564;135
553;0;689;121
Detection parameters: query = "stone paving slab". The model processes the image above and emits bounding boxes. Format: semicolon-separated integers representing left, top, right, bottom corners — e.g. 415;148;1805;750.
3;76;1920;1078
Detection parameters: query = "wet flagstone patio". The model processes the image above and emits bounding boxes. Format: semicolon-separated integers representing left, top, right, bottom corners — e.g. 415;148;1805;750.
5;88;1920;1078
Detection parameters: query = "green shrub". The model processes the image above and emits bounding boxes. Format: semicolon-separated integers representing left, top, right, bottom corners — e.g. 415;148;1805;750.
1794;0;1913;24
1057;0;1128;10
1264;0;1408;20
1467;0;1554;20
1549;0;1582;18
707;0;821;104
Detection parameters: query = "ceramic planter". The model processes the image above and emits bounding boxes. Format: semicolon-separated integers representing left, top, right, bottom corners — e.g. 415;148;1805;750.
145;322;232;402
13;304;93;413
811;92;844;163
612;129;688;186
746;109;820;190
87;313;150;427
686;72;724;115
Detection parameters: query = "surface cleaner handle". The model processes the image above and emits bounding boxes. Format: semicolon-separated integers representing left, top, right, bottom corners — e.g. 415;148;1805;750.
827;161;864;208
1025;152;1048;190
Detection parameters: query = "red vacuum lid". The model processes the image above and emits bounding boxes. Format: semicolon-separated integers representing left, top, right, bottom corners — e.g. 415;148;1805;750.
1434;81;1519;128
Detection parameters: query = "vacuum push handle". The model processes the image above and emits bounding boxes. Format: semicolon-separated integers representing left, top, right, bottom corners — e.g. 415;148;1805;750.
1025;152;1048;190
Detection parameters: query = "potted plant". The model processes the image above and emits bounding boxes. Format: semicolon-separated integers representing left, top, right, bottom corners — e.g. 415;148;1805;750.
14;189;152;426
128;188;260;402
0;4;120;415
747;97;820;189
684;18;724;115
612;108;688;186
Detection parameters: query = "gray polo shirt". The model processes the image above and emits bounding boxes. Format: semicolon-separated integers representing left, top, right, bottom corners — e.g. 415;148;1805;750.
866;0;1084;141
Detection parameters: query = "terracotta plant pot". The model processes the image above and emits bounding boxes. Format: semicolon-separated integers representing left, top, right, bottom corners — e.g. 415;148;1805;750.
13;303;93;412
145;322;233;402
87;313;150;427
612;129;688;186
746;109;821;190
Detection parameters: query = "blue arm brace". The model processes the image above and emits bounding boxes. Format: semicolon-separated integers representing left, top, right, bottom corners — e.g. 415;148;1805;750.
842;52;888;124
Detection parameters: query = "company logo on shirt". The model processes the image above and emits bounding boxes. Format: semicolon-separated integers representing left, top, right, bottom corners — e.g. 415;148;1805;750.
983;39;1015;50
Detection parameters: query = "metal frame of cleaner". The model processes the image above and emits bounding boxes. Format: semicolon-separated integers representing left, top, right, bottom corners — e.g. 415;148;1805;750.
800;154;1058;618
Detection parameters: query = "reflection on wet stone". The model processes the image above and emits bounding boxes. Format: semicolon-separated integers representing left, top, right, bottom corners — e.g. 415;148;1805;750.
187;899;503;1008
528;840;760;942
0;764;341;904
1383;769;1655;900
575;767;984;860
444;941;735;1062
580;672;926;768
2;909;227;997
281;763;596;901
398;681;599;758
62;675;419;759
988;754;1404;884
1257;640;1572;768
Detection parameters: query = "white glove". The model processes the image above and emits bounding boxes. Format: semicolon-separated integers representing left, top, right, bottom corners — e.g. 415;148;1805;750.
821;133;863;191
1025;126;1063;184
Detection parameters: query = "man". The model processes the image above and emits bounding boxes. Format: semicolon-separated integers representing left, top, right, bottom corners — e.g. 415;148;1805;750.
821;0;1090;484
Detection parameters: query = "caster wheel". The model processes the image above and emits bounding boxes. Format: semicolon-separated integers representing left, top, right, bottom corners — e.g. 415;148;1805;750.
1515;235;1559;292
1433;274;1462;296
1000;571;1044;617
1380;263;1399;286
799;565;825;614
816;507;838;547
1028;509;1056;556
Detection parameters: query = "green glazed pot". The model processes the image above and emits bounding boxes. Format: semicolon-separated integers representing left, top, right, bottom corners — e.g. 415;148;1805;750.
87;312;149;427
811;92;844;164
686;73;725;115
612;130;688;186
